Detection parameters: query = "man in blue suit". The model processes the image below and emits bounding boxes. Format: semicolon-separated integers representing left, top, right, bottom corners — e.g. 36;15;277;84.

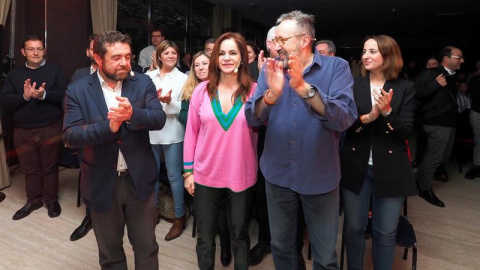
70;34;98;84
62;31;166;269
68;33;98;242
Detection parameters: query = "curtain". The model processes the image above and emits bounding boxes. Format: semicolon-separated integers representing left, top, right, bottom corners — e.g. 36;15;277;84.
0;0;11;27
0;1;12;187
0;120;11;189
90;0;117;34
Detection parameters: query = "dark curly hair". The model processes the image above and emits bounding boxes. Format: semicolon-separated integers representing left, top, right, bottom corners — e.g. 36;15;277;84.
94;31;132;59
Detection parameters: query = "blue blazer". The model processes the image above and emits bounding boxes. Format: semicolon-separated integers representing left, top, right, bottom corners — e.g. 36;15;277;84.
62;72;166;213
70;67;91;84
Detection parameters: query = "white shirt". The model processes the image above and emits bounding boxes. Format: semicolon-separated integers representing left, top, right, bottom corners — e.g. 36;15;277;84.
444;66;456;76
138;45;156;69
146;67;188;145
368;84;383;165
97;72;128;172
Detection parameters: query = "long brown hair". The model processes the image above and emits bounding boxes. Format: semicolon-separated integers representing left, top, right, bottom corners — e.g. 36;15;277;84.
207;32;253;103
361;35;403;80
181;51;210;101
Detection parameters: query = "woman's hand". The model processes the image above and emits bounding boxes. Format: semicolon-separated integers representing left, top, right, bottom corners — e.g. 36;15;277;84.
184;174;195;196
157;88;172;104
360;105;380;124
374;88;393;114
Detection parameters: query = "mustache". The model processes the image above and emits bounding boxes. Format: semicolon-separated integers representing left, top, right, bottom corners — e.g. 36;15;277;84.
276;42;301;69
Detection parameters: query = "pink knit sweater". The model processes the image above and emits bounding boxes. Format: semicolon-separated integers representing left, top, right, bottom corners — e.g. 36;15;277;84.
183;81;258;192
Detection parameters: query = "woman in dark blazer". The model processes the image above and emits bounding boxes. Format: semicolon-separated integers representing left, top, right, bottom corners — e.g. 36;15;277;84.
341;35;417;270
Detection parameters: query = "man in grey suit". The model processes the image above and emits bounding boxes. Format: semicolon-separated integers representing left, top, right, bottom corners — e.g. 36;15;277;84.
62;31;166;269
68;34;98;242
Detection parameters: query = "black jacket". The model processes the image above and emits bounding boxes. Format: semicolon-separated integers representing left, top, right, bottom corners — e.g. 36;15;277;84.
415;66;457;127
341;76;417;197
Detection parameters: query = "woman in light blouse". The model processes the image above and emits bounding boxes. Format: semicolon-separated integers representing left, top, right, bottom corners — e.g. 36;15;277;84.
146;40;188;241
183;32;258;270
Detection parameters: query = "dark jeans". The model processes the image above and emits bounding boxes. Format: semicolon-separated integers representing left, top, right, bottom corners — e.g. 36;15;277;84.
194;183;252;270
297;203;306;254
91;174;159;270
13;120;62;204
266;181;339;270
342;166;404;270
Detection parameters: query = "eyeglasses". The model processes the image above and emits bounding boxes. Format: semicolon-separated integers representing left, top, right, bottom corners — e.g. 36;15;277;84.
24;48;45;53
450;55;464;60
273;34;305;46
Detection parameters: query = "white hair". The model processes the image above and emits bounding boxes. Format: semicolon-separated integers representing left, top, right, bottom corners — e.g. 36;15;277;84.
266;26;277;45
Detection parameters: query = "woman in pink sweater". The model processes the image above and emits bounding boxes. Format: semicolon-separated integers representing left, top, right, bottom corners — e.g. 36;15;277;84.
183;32;258;269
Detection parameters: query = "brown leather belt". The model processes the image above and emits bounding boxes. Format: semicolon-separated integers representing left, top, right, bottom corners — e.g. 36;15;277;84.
117;169;130;178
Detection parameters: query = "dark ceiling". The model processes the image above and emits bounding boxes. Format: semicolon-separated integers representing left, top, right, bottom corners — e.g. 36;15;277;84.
203;0;480;63
203;0;478;36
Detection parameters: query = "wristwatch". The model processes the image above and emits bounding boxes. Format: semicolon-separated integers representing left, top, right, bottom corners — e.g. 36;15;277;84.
302;84;317;99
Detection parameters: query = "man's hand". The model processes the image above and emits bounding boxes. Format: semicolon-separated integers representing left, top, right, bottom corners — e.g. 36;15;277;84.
23;79;33;99
30;82;46;99
436;74;447;87
286;53;307;95
157;88;172;104
109;119;122;133
107;96;133;128
265;58;285;98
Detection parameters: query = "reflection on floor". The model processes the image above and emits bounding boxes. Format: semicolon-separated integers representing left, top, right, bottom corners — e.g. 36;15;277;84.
0;162;479;269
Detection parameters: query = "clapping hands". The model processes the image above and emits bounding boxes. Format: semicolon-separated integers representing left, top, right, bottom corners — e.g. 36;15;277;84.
23;79;46;100
108;96;133;132
156;88;172;105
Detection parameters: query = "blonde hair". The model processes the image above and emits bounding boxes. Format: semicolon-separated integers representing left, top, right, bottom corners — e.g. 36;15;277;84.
181;51;210;101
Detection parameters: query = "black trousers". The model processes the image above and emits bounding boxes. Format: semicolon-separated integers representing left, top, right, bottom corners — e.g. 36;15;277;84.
250;125;270;243
91;174;158;270
251;169;271;243
195;183;253;270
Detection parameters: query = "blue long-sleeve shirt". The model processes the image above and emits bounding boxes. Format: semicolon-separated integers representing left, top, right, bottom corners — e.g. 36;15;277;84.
245;51;357;195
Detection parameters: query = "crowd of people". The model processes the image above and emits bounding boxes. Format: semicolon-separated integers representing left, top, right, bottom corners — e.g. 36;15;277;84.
1;8;478;270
